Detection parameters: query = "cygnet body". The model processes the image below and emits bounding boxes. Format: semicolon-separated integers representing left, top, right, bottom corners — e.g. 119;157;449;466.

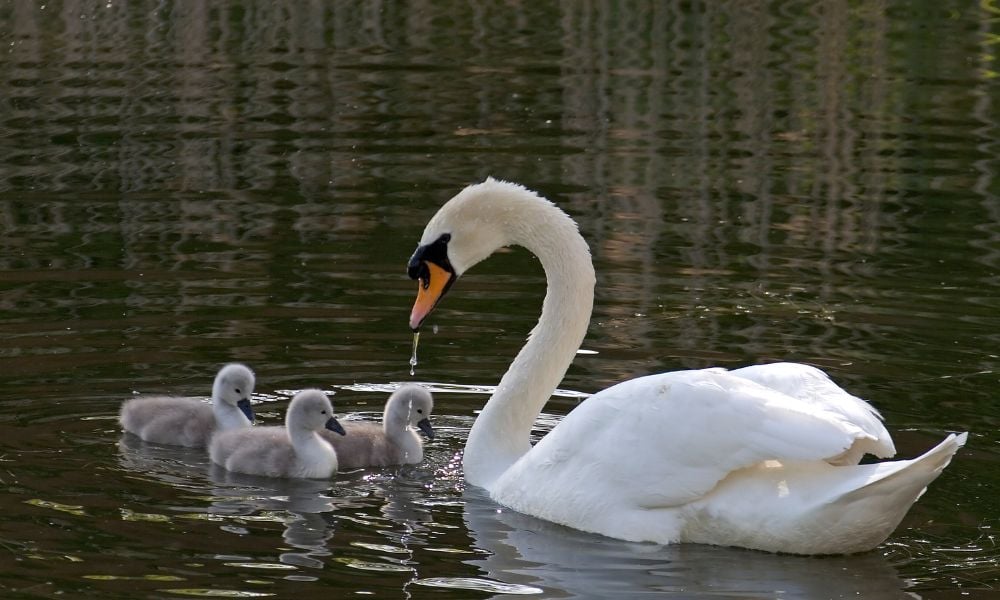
119;363;256;447
209;389;346;479
321;384;434;469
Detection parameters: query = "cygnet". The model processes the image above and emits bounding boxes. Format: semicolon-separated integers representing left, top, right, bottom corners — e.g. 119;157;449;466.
320;384;434;469
209;389;346;479
119;363;255;447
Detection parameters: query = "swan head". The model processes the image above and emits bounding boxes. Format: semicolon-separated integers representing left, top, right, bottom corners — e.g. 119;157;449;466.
287;389;346;436
407;178;556;330
387;384;435;440
212;363;256;423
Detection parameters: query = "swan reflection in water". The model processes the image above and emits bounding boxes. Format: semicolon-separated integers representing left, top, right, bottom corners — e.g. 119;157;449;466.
117;435;919;598
461;488;921;600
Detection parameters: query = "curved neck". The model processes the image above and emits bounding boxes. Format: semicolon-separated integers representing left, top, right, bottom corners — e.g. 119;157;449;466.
289;426;338;470
383;405;406;436
463;205;595;489
213;400;250;431
383;411;421;452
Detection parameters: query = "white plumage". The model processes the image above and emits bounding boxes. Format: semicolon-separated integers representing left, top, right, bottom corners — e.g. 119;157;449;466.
119;363;255;447
406;178;967;554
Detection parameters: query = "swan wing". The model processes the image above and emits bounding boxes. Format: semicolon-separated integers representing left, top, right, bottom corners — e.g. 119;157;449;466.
729;362;895;461
493;368;878;513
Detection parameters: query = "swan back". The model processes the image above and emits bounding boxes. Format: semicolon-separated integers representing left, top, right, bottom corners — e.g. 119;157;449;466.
728;363;895;463
119;396;214;447
321;384;435;469
208;389;344;479
119;362;255;447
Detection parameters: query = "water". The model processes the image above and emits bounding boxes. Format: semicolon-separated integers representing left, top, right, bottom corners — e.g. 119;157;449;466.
410;332;419;377
1;1;998;598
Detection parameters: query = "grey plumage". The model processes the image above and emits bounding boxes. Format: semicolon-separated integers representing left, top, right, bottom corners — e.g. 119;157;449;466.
119;363;255;447
321;384;435;469
209;389;346;479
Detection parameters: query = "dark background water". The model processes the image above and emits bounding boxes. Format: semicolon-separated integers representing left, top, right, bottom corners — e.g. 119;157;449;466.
1;1;998;598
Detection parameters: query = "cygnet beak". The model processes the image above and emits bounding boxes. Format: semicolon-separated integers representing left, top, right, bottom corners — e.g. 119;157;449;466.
417;417;435;440
325;417;346;436
237;398;255;423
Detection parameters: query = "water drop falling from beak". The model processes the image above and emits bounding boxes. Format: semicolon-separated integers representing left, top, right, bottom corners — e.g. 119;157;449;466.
409;331;420;376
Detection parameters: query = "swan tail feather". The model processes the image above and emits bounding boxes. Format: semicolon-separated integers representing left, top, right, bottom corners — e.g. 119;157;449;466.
807;433;968;552
840;432;966;504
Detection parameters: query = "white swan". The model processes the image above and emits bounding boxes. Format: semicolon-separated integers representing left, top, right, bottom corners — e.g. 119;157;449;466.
209;389;346;479
319;384;435;469
119;363;256;447
405;178;968;555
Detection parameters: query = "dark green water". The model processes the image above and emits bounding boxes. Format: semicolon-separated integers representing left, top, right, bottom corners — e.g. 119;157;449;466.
1;1;998;598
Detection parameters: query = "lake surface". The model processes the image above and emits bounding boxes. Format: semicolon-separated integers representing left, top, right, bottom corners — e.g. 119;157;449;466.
1;1;998;598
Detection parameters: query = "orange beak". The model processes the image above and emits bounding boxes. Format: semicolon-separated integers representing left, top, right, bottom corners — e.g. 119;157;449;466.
409;261;455;331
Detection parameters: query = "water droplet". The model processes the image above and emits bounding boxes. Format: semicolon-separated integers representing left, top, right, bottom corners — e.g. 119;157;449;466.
409;331;420;376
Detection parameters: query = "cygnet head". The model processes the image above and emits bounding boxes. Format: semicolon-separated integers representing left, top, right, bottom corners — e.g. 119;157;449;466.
212;363;256;423
286;389;346;436
387;384;435;440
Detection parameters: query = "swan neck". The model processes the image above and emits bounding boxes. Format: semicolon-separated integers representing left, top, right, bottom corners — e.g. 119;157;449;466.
463;208;595;489
383;406;405;437
290;428;333;458
213;400;249;431
287;425;312;445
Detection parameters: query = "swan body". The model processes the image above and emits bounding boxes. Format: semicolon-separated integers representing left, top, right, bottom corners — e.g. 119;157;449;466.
119;363;256;447
209;389;346;479
320;384;435;469
406;178;968;555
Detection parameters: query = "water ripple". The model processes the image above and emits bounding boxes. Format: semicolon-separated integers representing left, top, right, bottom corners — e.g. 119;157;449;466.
336;381;591;399
414;576;543;595
157;590;274;598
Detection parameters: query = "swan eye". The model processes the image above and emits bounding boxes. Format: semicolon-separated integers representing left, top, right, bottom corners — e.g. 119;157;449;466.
408;234;455;280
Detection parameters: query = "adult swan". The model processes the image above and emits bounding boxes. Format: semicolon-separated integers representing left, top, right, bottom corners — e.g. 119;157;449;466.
406;178;967;555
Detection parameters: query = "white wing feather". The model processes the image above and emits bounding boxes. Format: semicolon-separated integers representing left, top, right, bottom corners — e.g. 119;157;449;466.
729;363;895;461
494;368;879;514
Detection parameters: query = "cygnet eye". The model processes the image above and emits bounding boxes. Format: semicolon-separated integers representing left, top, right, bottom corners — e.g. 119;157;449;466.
417;409;423;414
235;388;242;394
321;409;327;414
